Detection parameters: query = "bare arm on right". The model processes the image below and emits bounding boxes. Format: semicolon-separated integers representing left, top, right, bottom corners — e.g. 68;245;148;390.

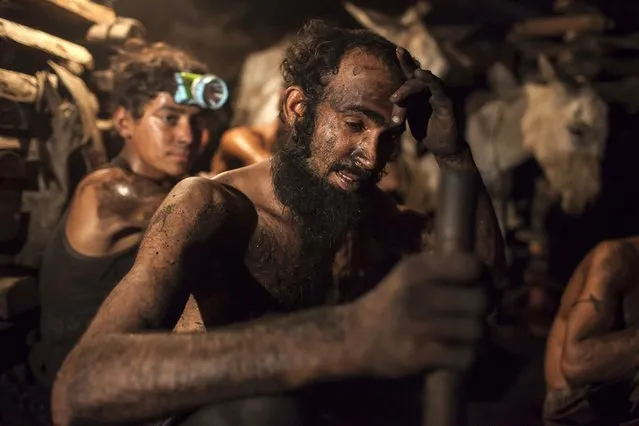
52;178;488;426
561;238;639;387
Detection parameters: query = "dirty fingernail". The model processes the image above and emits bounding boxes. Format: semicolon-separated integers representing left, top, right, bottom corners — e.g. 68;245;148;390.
392;116;401;124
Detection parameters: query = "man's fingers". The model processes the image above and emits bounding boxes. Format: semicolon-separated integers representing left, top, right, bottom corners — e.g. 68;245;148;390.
415;69;452;108
390;78;427;126
397;47;419;79
390;104;407;127
391;79;427;105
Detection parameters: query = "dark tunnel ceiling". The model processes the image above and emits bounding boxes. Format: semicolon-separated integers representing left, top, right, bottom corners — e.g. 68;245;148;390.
90;0;639;85
109;0;553;84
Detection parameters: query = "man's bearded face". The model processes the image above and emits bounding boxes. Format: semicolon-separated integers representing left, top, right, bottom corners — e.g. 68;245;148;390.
272;51;404;249
272;108;371;250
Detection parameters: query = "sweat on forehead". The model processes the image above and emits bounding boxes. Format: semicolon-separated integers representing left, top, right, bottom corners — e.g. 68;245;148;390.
325;50;404;103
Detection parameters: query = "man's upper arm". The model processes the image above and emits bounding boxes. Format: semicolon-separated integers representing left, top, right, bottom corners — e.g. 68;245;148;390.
81;177;243;337
564;243;627;345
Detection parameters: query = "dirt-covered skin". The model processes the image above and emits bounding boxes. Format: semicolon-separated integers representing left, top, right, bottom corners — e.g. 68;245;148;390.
51;32;504;426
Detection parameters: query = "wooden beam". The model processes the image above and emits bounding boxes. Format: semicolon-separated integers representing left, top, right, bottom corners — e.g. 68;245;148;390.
0;136;21;150
0;18;94;70
25;0;117;25
512;13;611;38
0;68;58;105
85;17;147;44
0;69;38;103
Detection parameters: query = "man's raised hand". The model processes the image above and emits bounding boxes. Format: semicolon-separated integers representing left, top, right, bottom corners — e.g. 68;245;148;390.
390;47;463;157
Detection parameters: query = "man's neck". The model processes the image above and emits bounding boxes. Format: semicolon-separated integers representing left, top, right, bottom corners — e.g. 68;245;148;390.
113;154;178;191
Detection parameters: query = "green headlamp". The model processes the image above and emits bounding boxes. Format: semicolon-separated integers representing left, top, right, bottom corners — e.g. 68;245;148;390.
174;72;229;110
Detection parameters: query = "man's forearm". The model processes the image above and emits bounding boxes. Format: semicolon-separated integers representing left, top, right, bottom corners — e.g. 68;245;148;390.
52;305;359;425
563;327;639;387
434;145;507;284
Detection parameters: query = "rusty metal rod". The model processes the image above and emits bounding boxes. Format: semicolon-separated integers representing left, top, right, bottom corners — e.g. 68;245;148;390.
424;167;478;426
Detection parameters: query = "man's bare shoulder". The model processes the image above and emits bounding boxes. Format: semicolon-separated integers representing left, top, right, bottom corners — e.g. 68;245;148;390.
67;167;143;228
152;176;258;240
212;161;271;201
72;167;165;212
74;166;133;200
163;176;253;212
582;237;639;293
220;126;263;148
65;167;171;255
556;236;639;320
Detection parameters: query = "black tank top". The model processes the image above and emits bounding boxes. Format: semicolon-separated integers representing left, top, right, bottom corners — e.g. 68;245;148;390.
38;214;137;345
36;164;139;379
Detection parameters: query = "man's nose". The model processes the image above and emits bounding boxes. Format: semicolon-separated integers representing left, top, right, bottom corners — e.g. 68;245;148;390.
176;116;194;145
355;133;381;170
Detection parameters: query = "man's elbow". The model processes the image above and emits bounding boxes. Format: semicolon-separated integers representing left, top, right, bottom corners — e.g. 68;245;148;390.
51;350;93;426
560;347;591;388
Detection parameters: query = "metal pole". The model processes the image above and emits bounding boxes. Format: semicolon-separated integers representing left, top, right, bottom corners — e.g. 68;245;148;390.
424;167;478;426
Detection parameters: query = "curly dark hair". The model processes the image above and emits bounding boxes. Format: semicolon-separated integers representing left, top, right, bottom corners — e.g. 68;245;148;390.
110;39;208;119
281;20;410;112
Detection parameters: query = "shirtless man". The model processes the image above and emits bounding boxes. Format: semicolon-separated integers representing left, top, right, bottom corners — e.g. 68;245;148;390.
51;21;505;426
34;41;215;385
545;238;639;425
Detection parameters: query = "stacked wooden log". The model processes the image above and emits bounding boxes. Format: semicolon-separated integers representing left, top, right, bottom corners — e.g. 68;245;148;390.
0;0;145;319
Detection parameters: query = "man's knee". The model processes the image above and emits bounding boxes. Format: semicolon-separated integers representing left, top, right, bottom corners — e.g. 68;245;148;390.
177;395;309;426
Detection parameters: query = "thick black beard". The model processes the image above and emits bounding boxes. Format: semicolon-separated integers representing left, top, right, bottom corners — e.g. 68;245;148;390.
271;112;371;254
270;111;386;308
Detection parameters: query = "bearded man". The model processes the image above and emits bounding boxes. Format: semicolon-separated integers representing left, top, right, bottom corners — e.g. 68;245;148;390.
51;21;505;426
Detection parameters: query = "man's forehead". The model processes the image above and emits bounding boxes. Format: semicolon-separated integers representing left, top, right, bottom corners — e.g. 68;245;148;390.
339;50;388;72
148;92;202;115
329;51;401;115
327;51;402;110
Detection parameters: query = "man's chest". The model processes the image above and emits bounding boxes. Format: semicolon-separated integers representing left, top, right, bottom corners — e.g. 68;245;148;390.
240;215;410;311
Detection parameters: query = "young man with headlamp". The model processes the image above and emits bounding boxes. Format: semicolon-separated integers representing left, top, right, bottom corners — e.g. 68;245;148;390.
34;40;228;385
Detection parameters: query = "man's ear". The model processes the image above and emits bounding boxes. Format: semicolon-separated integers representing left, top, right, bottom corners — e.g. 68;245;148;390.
281;86;306;127
112;106;134;139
